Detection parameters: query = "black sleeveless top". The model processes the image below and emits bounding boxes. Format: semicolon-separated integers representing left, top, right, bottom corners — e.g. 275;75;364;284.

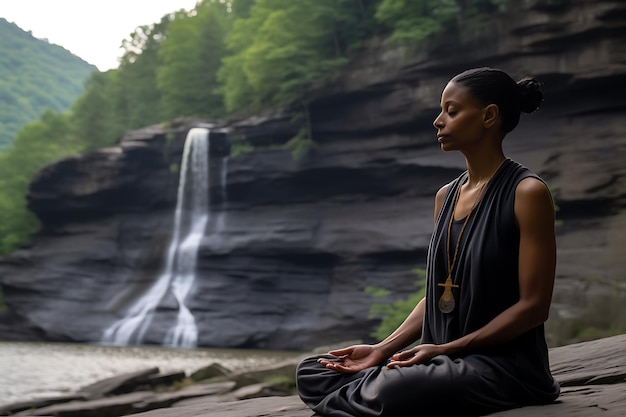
422;159;559;402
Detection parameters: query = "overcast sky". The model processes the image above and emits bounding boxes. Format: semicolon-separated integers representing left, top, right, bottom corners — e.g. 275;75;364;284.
1;0;201;71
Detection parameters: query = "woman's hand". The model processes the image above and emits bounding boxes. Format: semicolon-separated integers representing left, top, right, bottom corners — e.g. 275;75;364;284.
386;344;444;368
318;344;386;374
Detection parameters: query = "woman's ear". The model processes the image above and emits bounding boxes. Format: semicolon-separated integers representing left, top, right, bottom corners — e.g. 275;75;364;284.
483;104;499;128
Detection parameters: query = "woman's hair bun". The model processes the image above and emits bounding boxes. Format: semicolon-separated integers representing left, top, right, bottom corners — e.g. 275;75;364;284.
518;77;543;113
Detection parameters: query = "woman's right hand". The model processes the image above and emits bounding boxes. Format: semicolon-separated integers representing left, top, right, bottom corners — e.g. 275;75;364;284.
317;344;386;374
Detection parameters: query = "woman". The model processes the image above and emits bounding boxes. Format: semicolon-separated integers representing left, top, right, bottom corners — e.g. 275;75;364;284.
296;67;560;416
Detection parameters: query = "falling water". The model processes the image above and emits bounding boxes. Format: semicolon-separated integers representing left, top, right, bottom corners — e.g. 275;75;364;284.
102;128;213;348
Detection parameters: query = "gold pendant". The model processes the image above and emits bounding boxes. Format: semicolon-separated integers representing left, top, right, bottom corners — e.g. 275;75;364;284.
437;277;459;314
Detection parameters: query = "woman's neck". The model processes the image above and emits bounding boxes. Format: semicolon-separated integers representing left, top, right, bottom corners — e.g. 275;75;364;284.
463;150;507;188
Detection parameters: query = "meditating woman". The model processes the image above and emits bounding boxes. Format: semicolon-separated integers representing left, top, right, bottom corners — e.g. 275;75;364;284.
296;67;560;416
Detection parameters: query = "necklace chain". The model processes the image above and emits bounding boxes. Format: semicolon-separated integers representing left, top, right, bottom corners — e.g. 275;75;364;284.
438;159;507;314
446;180;488;277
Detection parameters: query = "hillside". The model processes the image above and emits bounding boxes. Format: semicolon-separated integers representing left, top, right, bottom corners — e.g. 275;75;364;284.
0;18;97;150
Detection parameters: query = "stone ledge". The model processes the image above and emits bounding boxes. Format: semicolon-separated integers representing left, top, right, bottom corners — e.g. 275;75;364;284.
3;334;625;417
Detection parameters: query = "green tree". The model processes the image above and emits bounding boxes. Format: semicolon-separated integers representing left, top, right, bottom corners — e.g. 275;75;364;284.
0;110;78;253
375;0;459;42
375;0;510;42
117;19;171;129
231;0;256;18
70;71;125;150
218;0;378;114
158;1;231;119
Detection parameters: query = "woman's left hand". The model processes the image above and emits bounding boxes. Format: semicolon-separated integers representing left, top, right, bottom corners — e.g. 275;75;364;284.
386;344;444;368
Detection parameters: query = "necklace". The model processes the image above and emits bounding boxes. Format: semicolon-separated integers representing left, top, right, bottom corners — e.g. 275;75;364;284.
437;170;495;314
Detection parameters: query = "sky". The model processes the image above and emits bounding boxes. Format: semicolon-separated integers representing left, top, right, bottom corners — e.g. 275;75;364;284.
1;0;201;71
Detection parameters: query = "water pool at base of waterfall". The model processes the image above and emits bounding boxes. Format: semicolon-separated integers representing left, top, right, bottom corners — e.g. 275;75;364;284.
0;341;301;406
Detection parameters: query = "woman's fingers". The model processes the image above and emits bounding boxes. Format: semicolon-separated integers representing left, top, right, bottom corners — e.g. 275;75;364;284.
390;349;416;361
321;358;361;374
387;352;419;368
387;345;441;368
328;346;353;357
318;354;347;366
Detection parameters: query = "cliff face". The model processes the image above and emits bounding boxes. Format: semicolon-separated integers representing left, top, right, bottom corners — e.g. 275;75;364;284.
1;0;625;349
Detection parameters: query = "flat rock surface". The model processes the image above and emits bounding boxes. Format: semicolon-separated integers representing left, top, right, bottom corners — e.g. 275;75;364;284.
133;396;309;417
3;335;625;416
2;335;624;416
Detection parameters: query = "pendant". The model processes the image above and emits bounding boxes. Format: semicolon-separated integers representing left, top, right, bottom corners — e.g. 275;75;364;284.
437;277;459;314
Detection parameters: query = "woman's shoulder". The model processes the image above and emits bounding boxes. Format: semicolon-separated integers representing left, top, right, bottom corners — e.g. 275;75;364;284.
436;183;451;199
497;160;550;196
515;176;554;209
435;179;459;206
504;160;551;196
504;159;544;181
434;179;460;223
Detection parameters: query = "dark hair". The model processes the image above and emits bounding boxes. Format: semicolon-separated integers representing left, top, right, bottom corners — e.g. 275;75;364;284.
451;67;544;133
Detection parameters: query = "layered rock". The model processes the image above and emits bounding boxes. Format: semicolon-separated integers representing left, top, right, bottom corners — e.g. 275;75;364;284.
0;0;625;349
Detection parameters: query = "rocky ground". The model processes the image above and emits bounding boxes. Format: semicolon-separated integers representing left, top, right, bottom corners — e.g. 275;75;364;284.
1;334;625;416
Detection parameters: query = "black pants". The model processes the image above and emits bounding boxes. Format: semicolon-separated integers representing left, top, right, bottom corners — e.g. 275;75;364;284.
296;354;529;417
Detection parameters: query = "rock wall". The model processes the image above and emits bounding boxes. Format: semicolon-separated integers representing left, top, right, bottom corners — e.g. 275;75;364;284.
1;0;625;349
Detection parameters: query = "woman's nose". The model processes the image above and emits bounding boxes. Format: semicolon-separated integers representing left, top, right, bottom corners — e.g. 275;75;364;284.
433;115;443;129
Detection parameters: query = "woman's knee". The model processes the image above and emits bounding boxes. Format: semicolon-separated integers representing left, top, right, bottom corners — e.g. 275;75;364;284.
296;355;327;392
296;355;324;378
364;361;477;412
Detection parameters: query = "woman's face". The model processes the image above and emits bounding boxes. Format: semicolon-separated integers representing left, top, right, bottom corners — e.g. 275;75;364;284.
433;81;488;152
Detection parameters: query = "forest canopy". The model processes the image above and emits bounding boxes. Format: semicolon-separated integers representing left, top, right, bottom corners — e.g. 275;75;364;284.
0;18;96;150
0;0;509;255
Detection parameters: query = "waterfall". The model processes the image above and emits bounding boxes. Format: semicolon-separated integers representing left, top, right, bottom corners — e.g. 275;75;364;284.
102;127;218;348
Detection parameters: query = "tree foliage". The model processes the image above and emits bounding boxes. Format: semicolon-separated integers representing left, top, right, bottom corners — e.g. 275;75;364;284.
218;0;379;114
117;19;170;129
376;0;509;42
158;2;231;119
0;110;79;253
375;0;459;42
